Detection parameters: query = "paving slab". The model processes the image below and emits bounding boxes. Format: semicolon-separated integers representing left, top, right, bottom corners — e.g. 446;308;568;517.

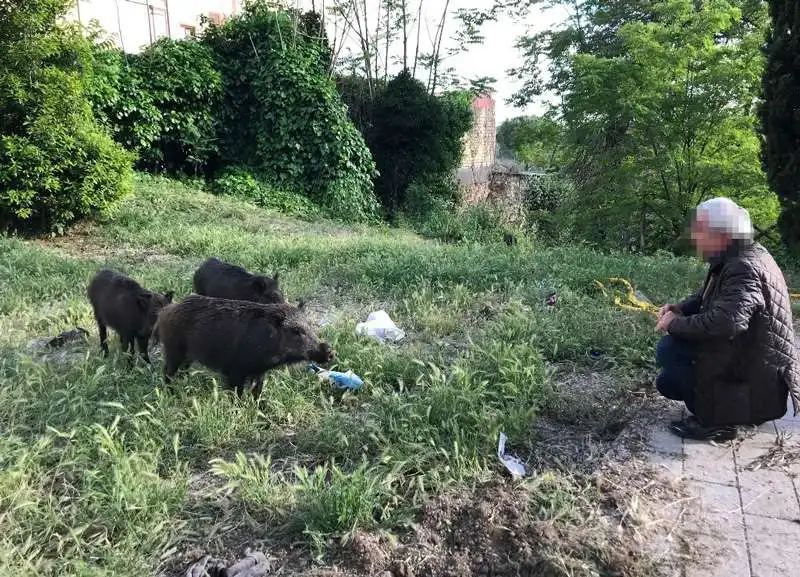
774;418;800;434
646;424;684;479
738;469;800;521
683;493;746;536
684;438;737;486
735;431;780;470
745;514;800;577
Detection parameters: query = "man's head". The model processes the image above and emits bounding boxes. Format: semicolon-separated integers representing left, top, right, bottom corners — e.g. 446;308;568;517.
690;197;753;259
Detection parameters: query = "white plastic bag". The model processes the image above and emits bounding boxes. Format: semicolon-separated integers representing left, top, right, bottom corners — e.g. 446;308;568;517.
355;310;406;343
497;432;526;478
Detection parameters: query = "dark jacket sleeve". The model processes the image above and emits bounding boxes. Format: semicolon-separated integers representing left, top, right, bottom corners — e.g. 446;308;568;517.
668;261;764;340
676;287;703;315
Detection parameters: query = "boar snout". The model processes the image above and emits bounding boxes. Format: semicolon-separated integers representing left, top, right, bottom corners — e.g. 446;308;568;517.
314;342;336;363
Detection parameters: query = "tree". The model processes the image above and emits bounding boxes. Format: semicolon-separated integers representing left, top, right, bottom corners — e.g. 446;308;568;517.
502;0;776;253
326;0;494;95
369;70;472;213
495;114;566;169
0;0;133;234
759;0;800;251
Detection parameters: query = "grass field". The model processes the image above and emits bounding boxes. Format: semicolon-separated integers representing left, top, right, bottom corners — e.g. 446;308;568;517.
0;174;713;576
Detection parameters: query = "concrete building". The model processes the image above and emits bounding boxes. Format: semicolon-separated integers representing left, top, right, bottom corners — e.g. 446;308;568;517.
66;0;244;53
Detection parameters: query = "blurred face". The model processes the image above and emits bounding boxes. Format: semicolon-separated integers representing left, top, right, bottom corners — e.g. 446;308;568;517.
690;213;732;259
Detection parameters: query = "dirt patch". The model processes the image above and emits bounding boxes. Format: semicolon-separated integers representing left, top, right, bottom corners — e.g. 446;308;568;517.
34;221;183;267
326;467;684;577
169;469;685;577
25;327;91;366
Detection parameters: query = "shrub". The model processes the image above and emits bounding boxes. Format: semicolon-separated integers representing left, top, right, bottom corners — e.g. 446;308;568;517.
87;37;222;176
369;71;473;214
414;200;515;245
202;1;379;222
0;2;133;235
523;173;575;245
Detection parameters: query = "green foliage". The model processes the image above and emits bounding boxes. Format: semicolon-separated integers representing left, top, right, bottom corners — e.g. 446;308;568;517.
411;199;517;245
369;70;473;213
202;1;379;222
523;173;576;244
496;114;566;169
507;0;775;253
212;166;319;218
336;74;385;138
87;38;222;176
760;0;800;251
0;0;133;234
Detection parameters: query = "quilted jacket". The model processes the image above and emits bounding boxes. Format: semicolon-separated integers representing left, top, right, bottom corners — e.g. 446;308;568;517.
667;240;800;426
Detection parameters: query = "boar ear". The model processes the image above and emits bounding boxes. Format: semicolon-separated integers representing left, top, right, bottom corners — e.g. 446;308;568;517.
164;291;174;302
136;293;152;311
273;271;279;282
297;299;305;311
253;277;267;293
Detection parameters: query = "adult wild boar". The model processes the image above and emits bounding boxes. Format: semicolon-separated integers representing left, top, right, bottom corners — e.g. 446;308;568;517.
192;257;285;304
153;295;334;398
87;269;174;363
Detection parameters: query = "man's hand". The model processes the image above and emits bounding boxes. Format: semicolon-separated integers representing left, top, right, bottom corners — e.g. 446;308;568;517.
655;310;677;333
658;304;682;319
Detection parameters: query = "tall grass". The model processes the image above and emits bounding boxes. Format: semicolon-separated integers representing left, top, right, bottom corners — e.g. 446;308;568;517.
0;174;707;575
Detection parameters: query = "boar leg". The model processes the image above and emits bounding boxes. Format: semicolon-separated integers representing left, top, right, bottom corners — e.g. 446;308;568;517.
227;374;247;399
136;336;151;364
96;315;109;357
163;350;184;389
252;375;265;399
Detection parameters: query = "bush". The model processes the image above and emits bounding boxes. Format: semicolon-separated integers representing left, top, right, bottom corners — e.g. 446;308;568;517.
212;167;319;218
414;200;516;245
202;1;379;222
87;37;222;176
523;173;575;245
0;2;133;234
369;71;473;214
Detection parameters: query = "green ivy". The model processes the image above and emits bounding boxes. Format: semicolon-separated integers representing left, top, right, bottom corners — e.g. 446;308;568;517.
202;1;379;222
87;37;222;176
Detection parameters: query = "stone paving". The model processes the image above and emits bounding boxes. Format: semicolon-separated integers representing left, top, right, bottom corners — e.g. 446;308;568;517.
646;398;800;577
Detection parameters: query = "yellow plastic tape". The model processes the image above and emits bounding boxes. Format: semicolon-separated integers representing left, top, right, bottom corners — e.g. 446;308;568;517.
596;278;800;315
594;277;660;317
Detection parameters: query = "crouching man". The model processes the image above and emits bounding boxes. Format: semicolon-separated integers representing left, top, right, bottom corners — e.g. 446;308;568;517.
654;197;800;441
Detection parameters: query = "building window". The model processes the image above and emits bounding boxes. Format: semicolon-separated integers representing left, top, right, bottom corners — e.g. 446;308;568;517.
181;24;196;39
207;12;224;26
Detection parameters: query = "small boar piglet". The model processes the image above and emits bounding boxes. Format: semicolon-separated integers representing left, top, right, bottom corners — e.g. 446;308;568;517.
154;295;334;398
192;257;284;304
87;269;174;364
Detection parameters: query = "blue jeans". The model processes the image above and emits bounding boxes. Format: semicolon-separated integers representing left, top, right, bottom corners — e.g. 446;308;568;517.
655;335;696;414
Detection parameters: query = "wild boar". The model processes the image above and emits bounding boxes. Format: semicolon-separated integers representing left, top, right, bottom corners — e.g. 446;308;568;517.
87;269;174;363
153;295;335;398
192;257;285;304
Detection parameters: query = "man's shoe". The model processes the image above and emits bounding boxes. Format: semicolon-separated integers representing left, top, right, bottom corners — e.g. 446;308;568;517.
669;418;737;442
670;414;698;428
